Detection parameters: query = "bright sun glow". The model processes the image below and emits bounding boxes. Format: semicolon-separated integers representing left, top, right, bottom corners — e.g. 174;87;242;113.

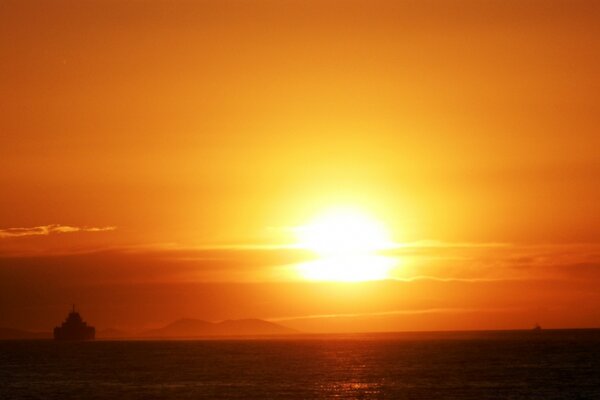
295;208;397;281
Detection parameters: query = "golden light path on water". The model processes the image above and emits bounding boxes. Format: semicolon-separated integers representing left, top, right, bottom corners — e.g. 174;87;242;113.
293;207;398;282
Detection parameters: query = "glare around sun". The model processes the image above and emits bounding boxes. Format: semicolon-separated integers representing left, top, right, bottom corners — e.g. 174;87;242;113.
295;208;393;256
294;208;396;281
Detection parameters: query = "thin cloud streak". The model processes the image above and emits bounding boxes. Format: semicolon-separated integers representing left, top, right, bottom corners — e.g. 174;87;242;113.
271;307;526;322
0;224;116;239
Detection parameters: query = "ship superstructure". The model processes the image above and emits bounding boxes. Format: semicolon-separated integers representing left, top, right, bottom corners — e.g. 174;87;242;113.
53;305;95;341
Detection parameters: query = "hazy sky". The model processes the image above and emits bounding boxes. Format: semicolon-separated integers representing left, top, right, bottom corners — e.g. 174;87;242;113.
1;0;599;332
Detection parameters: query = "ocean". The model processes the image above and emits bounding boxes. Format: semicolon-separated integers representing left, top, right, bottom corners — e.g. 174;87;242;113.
1;330;599;399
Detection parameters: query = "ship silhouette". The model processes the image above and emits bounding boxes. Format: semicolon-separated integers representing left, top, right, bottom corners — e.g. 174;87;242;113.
53;305;95;341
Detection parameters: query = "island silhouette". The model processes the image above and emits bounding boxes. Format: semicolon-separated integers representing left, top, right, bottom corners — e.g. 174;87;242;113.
139;318;297;339
0;314;296;340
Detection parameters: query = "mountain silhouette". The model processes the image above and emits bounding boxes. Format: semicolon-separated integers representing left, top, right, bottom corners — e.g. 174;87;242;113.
0;319;296;340
96;328;130;339
0;327;51;340
140;318;296;338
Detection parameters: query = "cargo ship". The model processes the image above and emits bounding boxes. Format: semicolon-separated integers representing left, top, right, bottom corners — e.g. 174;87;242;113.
53;305;95;341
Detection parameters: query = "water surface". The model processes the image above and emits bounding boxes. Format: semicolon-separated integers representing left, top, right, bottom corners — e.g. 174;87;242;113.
1;330;599;399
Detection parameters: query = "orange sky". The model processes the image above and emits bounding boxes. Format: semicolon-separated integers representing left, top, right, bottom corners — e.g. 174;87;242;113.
1;0;599;333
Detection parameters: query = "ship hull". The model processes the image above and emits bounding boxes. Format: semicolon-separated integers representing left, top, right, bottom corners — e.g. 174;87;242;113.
53;326;95;341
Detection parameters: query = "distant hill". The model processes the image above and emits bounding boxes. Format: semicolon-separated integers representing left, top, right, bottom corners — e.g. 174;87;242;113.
140;318;297;338
96;328;131;339
0;319;296;340
0;327;51;340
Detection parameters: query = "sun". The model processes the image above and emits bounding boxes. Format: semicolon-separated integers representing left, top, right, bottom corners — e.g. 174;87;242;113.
294;207;396;281
296;208;392;256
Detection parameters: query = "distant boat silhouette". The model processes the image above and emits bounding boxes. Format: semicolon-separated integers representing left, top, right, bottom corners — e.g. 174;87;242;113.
533;323;542;331
53;305;95;341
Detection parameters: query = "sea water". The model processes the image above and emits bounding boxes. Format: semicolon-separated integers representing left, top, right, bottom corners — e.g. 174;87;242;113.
1;330;599;399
